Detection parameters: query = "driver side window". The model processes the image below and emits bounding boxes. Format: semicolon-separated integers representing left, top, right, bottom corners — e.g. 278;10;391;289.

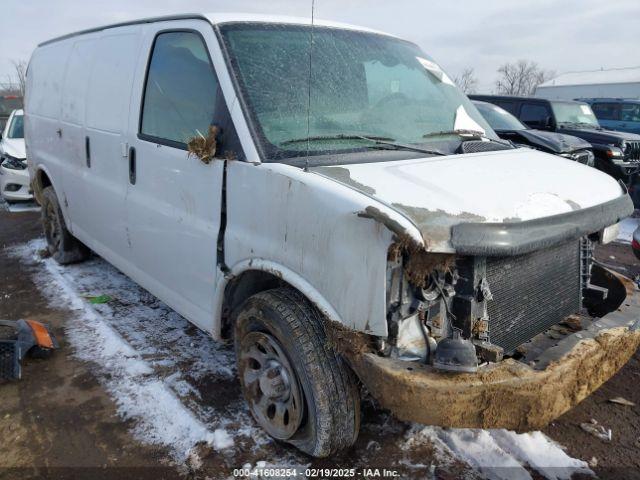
520;103;550;127
140;31;219;146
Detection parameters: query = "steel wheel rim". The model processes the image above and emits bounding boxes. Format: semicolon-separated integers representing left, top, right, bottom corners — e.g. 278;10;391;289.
44;202;61;251
239;330;303;440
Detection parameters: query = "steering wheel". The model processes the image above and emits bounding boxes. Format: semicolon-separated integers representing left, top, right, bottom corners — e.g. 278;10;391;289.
373;92;412;110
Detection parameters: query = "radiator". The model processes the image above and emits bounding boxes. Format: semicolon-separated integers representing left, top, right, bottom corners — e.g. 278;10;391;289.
485;240;582;353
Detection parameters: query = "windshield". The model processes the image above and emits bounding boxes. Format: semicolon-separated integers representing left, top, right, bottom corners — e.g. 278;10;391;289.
551;102;599;127
220;23;496;161
7;114;24;139
473;101;527;131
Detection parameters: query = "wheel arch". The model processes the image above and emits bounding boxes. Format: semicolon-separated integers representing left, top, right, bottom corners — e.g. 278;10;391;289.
214;259;344;340
33;165;54;203
32;165;75;227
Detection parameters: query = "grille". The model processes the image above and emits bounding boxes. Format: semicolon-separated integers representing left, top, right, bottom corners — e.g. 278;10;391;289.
485;240;581;353
626;141;640;161
459;140;513;154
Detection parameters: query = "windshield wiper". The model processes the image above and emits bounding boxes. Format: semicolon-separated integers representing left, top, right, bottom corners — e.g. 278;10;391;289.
280;134;447;156
280;134;395;145
423;129;513;148
559;121;598;129
423;128;486;138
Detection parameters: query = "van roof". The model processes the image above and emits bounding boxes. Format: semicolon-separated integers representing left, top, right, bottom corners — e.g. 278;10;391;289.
39;12;393;47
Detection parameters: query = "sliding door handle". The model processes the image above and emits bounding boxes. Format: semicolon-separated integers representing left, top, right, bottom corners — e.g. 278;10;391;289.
129;147;136;185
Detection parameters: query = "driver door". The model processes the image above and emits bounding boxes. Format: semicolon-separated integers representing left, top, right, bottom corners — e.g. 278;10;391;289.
124;22;228;331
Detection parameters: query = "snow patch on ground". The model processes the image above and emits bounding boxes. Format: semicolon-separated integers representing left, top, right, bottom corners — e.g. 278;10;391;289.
10;239;237;461
616;217;639;244
406;426;592;480
9;239;592;477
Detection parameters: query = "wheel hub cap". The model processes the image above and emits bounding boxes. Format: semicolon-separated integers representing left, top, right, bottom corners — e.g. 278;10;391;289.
258;361;291;400
239;331;303;440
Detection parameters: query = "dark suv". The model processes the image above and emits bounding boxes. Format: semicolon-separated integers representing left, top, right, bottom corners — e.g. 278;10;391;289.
472;100;594;166
470;95;640;182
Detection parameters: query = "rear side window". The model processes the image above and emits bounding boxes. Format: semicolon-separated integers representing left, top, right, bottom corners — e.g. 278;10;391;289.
140;31;219;146
591;103;620;120
495;101;518;115
520;103;549;125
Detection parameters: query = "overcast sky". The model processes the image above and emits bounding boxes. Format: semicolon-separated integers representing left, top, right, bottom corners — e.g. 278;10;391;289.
1;0;639;92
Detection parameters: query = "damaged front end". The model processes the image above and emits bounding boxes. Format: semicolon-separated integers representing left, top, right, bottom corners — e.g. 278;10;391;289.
384;235;506;372
348;196;640;430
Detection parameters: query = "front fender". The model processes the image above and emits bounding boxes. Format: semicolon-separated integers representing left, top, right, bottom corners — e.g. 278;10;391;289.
221;161;421;339
212;258;344;339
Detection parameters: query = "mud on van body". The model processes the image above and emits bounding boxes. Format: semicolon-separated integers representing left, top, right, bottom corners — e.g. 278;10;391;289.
25;13;640;457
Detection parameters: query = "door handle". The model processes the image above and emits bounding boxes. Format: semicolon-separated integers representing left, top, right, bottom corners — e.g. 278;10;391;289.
85;136;91;168
129;146;136;185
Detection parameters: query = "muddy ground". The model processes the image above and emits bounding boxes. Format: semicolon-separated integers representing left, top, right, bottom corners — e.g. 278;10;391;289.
1;207;639;479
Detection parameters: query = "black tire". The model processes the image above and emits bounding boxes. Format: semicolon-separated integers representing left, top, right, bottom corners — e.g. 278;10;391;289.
234;287;360;457
41;186;88;264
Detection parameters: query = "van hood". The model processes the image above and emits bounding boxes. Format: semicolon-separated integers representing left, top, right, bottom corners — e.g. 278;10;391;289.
311;148;628;252
0;138;26;159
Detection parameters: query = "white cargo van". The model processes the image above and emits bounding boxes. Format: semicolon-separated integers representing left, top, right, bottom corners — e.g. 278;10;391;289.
25;13;640;457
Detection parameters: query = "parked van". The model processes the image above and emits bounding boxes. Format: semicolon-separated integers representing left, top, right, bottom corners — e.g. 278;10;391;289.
26;14;640;457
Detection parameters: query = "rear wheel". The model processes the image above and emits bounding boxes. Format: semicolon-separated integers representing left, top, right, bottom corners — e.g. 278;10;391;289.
234;287;360;457
41;186;88;264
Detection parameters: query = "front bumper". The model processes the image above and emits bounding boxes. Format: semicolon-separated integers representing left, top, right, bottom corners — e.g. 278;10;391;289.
349;267;640;431
0;165;33;201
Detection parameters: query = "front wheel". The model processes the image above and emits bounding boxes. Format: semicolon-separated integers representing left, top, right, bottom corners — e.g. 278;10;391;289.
41;186;88;264
234;287;360;457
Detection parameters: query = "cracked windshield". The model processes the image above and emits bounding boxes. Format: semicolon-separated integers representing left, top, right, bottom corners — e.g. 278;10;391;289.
220;22;495;161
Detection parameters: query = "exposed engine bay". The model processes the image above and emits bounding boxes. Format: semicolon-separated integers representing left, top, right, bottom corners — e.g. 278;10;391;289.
384;236;619;373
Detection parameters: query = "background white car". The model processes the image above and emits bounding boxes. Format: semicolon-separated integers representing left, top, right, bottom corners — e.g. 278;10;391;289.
0;109;32;202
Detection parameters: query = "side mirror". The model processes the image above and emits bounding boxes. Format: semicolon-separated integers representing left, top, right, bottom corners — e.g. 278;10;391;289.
544;116;555;129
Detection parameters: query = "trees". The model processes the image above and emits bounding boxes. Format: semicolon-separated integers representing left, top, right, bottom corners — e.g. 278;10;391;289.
453;68;479;94
495;60;555;96
0;60;28;97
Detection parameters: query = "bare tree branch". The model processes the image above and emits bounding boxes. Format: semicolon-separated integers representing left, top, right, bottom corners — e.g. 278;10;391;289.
453;68;479;94
11;60;27;98
0;60;27;97
495;60;555;96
